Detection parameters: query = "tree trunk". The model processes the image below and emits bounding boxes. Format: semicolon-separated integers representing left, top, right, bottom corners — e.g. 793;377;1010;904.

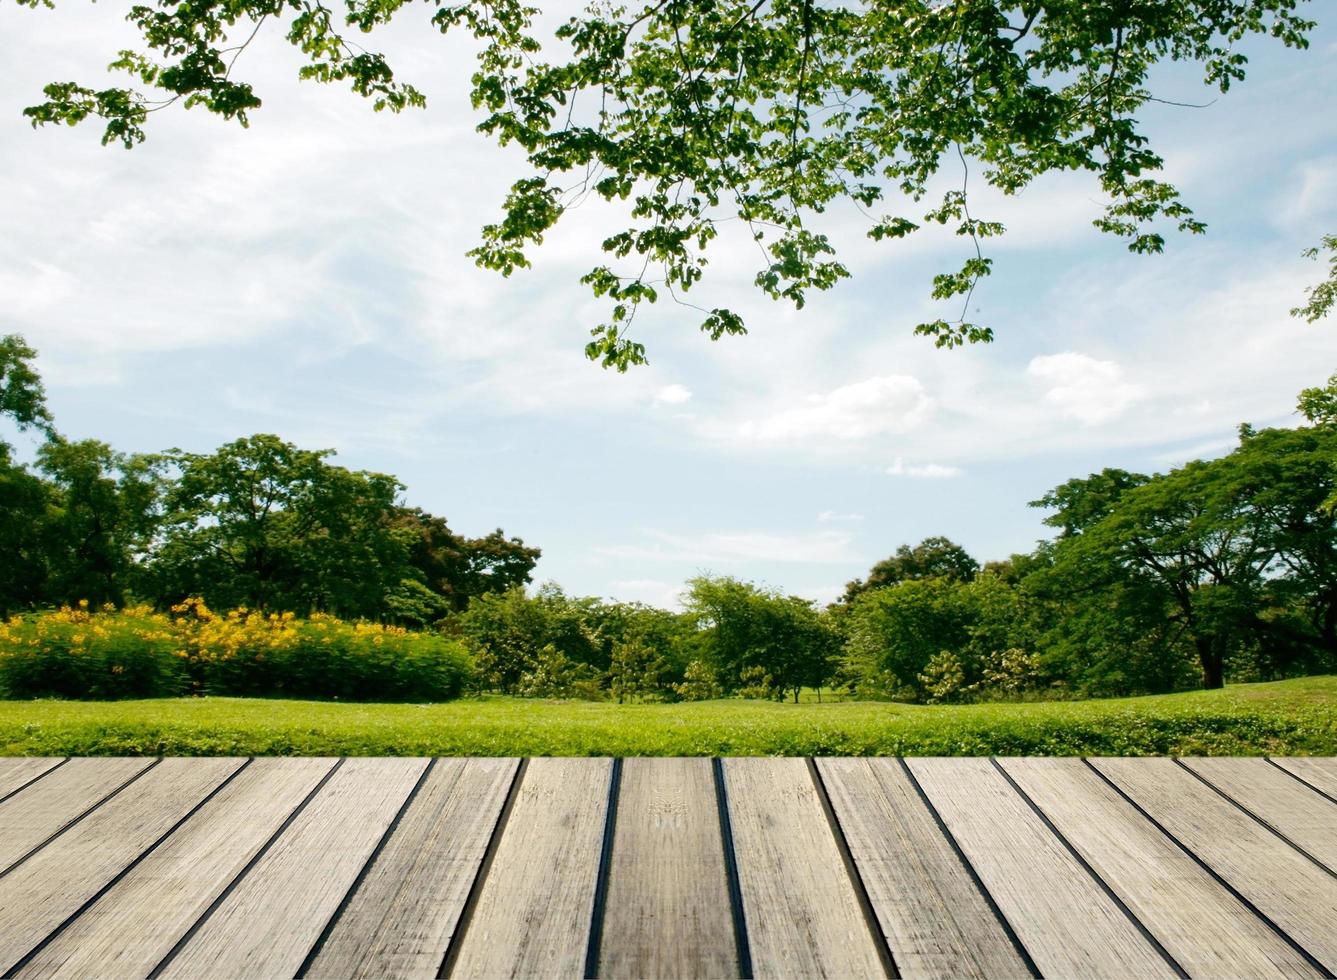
1196;635;1225;689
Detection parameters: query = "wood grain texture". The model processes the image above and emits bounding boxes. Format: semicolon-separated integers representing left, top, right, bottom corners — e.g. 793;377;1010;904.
723;758;888;979
907;757;1175;979
0;758;65;801
304;758;519;980
158;756;428;980
1003;757;1322;979
0;757;154;872
1270;757;1337;801
816;758;1031;980
1093;756;1337;972
447;757;612;980
597;758;737;980
0;757;242;974
17;757;338;980
1181;757;1337;871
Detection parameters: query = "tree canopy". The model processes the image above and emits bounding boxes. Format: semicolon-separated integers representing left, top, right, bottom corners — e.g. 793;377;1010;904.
12;1;1326;367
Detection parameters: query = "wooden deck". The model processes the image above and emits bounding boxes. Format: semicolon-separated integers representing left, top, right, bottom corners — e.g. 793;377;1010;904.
0;757;1335;979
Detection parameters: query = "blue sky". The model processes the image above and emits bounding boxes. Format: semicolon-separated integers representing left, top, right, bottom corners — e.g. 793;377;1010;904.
2;4;1335;609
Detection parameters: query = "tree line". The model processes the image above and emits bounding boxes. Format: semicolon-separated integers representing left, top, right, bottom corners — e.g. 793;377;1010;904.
0;335;539;625
453;378;1337;702
4;334;1335;702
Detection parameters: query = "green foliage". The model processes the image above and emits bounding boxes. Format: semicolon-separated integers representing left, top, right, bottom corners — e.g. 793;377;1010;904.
3;676;1335;757
390;507;540;614
673;659;722;702
685;575;837;701
517;643;603;700
0;334;53;439
0;604;185;699
36;439;163;610
1292;235;1337;324
843;572;1044;702
918;651;968;704
0;601;473;702
1298;371;1337;426
14;4;1318;365
146;434;407;616
843;536;979;603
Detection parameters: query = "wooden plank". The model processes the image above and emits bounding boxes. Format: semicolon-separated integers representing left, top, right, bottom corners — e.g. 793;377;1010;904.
907;758;1176;979
0;757;243;974
1181;757;1337;871
0;758;65;801
0;757;154;872
158;757;428;979
816;758;1031;980
1002;757;1322;979
304;758;519;980
1270;757;1337;801
17;757;338;980
447;757;611;979
1093;756;1337;971
723;758;888;979
596;758;737;980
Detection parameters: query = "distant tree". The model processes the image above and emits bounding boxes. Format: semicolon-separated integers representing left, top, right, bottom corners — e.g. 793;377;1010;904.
145;434;408;616
458;584;601;693
1031;468;1151;538
843;536;979;603
389;507;539;613
0;334;54;440
0;336;57;614
37;439;162;608
0;456;51;615
1040;456;1275;689
685;575;836;702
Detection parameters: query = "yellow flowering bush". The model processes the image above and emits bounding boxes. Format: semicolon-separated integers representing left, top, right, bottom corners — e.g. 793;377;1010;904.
0;600;474;701
0;601;184;699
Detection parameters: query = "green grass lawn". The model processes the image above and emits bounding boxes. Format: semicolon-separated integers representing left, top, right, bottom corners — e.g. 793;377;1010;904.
2;676;1335;756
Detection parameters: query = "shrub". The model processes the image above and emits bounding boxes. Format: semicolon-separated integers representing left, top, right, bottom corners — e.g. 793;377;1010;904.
0;599;474;702
0;602;185;699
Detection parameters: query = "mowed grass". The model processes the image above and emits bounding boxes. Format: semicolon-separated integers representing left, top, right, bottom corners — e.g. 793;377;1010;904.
1;676;1335;756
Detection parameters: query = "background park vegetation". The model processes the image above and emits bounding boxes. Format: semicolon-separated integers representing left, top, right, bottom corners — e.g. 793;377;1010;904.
3;335;1336;709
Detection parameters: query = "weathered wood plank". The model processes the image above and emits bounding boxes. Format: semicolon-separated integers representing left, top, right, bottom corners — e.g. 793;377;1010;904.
17;757;337;980
907;757;1176;979
1181;757;1337;871
0;757;243;974
723;758;888;979
1002;757;1322;979
0;757;154;873
158;756;427;979
0;758;65;802
1092;756;1337;972
304;758;519;980
596;757;737;980
446;758;611;980
816;758;1031;980
1270;757;1337;801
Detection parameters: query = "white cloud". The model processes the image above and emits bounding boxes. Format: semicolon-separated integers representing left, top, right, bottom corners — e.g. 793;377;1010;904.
817;510;864;523
737;375;933;442
654;383;693;405
1277;156;1337;231
886;458;964;479
1026;352;1145;425
1151;436;1240;466
599;529;861;565
607;579;686;610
